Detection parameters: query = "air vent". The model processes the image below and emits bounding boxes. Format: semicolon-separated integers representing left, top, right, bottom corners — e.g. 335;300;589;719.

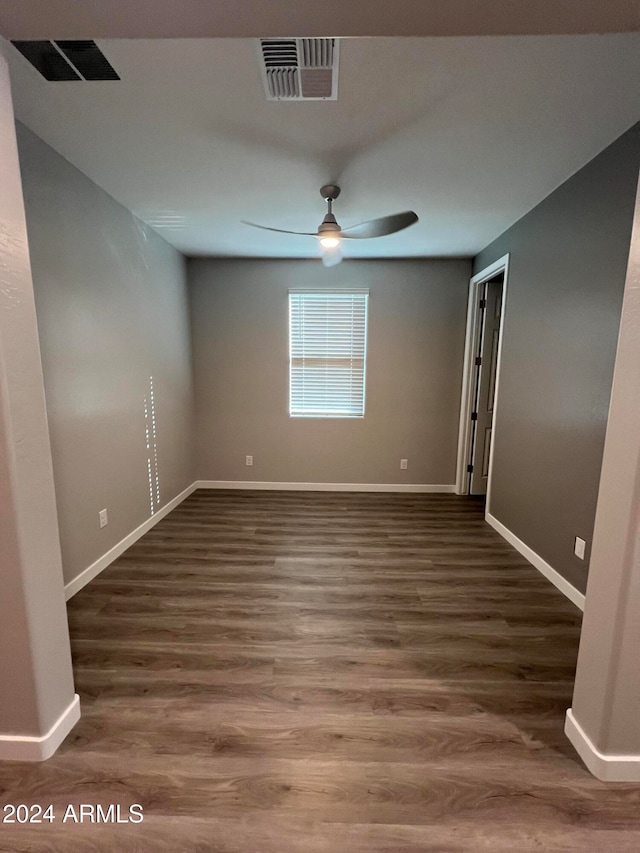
11;41;81;81
262;39;298;68
56;41;119;81
11;40;119;81
258;38;339;101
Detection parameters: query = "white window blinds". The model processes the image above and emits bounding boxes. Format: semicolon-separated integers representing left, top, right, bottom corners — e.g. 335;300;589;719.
289;289;368;418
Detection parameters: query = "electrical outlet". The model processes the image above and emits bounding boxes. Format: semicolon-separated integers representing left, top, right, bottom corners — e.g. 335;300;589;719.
245;455;253;467
99;508;108;528
574;536;586;560
400;459;408;470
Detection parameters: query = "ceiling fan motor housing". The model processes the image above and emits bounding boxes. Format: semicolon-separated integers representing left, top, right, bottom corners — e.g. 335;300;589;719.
318;212;341;236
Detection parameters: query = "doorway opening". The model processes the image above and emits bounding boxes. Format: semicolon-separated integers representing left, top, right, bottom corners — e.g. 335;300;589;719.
455;254;509;505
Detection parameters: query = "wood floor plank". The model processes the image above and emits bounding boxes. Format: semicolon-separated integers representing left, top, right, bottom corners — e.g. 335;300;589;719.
3;818;640;853
1;489;639;852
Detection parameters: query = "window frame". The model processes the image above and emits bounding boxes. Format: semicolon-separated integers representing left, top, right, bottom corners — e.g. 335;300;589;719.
288;288;369;419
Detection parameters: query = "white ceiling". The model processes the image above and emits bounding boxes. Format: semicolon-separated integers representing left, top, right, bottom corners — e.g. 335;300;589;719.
2;34;640;259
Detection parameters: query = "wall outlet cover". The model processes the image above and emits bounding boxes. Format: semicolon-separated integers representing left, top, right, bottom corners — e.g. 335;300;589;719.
99;508;108;528
400;459;408;470
574;536;586;560
245;455;253;466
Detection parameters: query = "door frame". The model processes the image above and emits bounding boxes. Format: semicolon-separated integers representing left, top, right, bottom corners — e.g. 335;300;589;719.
455;253;510;508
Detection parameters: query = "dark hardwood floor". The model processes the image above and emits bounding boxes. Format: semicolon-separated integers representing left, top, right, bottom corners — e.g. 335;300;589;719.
1;489;640;851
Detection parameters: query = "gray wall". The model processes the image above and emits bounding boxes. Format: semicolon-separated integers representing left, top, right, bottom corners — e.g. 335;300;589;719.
189;258;470;485
0;58;75;742
474;122;640;594
18;124;195;588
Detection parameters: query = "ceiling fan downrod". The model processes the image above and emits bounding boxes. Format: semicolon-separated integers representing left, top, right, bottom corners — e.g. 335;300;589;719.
318;185;342;240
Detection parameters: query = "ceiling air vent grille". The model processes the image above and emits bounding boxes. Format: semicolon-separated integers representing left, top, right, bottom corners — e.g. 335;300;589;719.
11;39;119;81
300;38;334;69
259;38;339;101
11;41;81;81
262;39;298;68
56;41;120;81
268;68;299;99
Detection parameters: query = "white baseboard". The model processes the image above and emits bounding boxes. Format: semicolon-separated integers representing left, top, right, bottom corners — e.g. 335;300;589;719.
565;709;640;782
485;512;585;610
0;694;80;762
195;480;456;493
64;482;197;600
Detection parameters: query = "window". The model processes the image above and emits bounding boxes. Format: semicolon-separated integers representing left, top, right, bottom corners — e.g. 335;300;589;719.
289;289;368;418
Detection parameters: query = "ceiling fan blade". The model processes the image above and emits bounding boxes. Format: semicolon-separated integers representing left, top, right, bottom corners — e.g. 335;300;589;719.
242;221;317;237
321;244;343;267
340;211;418;239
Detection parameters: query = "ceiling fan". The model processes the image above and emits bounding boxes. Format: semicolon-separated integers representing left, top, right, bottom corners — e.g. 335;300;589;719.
243;185;418;267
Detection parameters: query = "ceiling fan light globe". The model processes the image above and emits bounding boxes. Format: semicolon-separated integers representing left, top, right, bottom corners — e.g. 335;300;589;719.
320;236;341;249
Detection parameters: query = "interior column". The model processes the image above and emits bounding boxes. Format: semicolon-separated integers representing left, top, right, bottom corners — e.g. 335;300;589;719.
0;54;79;760
566;166;640;781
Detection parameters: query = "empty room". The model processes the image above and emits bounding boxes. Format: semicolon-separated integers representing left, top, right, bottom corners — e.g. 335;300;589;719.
1;3;640;851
